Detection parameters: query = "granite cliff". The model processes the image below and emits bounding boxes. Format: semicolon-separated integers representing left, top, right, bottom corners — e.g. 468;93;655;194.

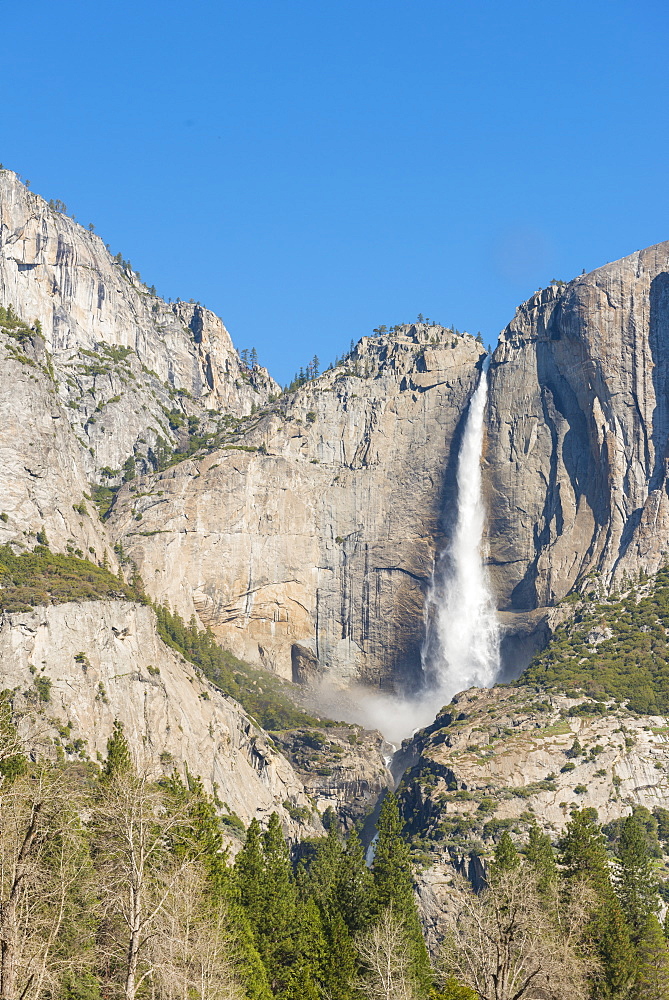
487;243;669;669
398;682;669;951
0;168;395;833
0;168;278;491
1;599;318;835
107;327;485;684
0;167;488;689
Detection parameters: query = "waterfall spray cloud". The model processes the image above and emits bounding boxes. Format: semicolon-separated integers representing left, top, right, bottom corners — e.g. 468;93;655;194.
421;360;500;702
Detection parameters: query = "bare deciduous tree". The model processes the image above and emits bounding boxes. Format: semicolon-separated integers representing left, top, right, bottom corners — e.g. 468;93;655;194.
94;769;199;1000
150;864;243;1000
441;868;595;1000
355;905;416;1000
0;764;91;1000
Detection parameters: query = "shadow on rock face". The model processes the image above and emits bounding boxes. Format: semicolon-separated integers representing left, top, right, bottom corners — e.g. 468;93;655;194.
497;609;553;683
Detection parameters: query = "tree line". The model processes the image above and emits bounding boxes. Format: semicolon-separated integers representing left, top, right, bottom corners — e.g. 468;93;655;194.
0;702;434;1000
442;809;669;999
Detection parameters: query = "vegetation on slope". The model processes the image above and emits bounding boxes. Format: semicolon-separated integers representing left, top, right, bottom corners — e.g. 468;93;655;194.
520;567;669;714
0;303;39;342
0;540;334;732
0;543;144;612
6;697;669;1000
153;604;336;732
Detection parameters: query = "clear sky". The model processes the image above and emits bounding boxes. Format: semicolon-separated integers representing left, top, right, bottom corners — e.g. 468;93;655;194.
3;0;669;384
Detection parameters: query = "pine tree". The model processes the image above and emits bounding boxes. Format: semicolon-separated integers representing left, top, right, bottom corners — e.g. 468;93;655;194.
616;816;659;940
525;822;557;899
634;914;669;999
285;897;327;999
337;827;375;932
321;909;357;1000
103;720;132;779
489;831;520;879
559;808;611;896
559;809;632;997
235;815;301;996
259;813;298;992
597;898;636;999
306;823;344;910
372;794;432;995
373;794;414;913
235;818;265;929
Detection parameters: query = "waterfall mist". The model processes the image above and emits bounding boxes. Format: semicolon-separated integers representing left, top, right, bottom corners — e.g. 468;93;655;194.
421;361;501;703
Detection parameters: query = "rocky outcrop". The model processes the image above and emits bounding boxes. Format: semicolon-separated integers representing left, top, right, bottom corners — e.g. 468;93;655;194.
6;163;669;708
108;327;485;685
487;244;669;627
1;600;321;837
0;169;279;483
1;170;488;693
404;683;669;952
400;686;669;847
0;326;113;562
272;725;393;830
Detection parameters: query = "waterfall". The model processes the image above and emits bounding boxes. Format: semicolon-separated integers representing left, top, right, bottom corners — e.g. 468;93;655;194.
422;359;500;700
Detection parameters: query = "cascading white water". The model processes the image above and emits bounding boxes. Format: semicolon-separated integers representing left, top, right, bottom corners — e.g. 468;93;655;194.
422;360;500;699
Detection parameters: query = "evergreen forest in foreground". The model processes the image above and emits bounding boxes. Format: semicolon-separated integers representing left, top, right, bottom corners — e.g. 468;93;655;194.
3;700;669;1000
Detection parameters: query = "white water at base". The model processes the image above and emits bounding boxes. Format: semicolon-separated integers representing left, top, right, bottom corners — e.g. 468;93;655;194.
421;362;500;702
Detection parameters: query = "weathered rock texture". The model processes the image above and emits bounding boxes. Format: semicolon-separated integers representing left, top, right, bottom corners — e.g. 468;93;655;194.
402;685;669;838
0;327;113;562
5;163;669;710
272;726;393;830
401;684;669;949
108;328;485;684
0;169;279;483
487;243;669;621
1;600;320;837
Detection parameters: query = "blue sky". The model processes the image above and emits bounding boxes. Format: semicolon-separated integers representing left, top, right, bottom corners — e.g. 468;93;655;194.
3;0;669;383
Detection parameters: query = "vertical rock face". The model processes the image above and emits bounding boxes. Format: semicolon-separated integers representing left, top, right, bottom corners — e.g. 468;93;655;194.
0;330;112;560
1;170;490;691
109;329;485;684
487;242;669;623
6;166;669;697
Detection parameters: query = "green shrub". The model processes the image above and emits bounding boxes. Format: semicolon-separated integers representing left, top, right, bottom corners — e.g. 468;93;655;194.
521;564;669;714
34;676;52;702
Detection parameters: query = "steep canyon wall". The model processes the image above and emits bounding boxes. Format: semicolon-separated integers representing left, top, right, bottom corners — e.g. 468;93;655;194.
487;243;669;670
108;330;485;684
